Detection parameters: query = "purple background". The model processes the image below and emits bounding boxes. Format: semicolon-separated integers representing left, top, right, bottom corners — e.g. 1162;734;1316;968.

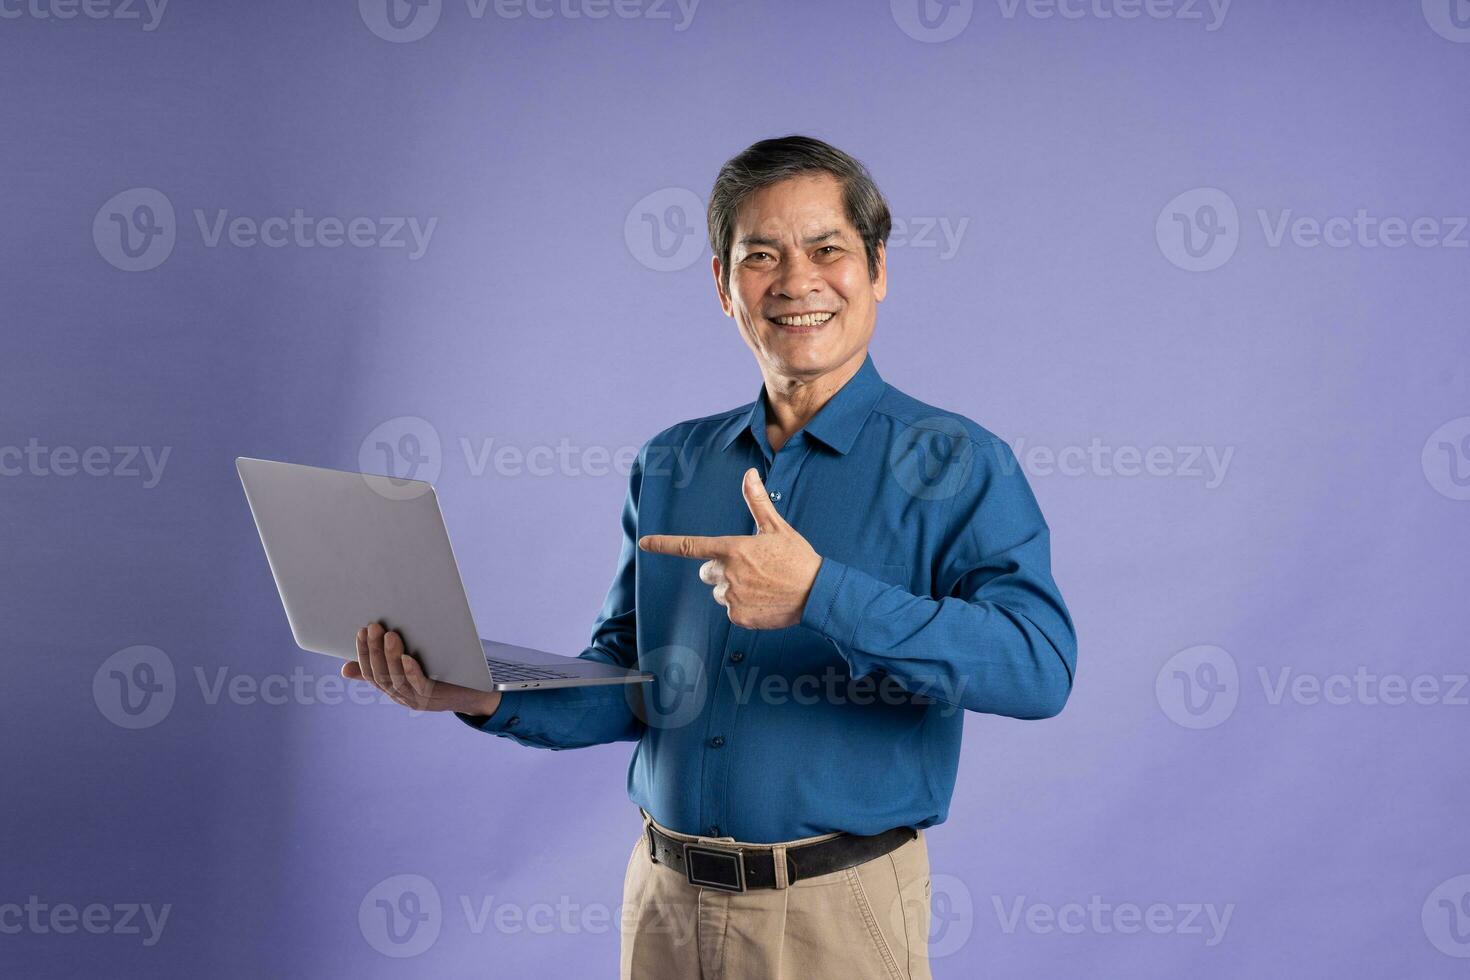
4;0;1469;976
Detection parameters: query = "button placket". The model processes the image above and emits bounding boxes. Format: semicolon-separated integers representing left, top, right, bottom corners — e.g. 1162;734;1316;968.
759;437;811;526
699;441;813;835
702;625;746;837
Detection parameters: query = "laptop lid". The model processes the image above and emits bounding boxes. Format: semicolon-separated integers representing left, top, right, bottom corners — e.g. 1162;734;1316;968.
236;457;495;692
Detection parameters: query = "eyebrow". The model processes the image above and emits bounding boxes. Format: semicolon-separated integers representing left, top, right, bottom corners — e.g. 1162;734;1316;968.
737;229;845;249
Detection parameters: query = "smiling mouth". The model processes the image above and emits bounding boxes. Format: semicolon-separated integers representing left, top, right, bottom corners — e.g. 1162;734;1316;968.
768;312;835;329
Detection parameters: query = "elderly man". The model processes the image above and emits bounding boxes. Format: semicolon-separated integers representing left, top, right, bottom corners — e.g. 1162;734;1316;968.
347;135;1077;980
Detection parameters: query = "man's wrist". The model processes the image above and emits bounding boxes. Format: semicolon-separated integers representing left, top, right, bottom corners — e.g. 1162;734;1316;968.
457;690;503;723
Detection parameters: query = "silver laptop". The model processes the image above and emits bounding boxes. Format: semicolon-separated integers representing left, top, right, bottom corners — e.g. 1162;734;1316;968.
236;456;653;693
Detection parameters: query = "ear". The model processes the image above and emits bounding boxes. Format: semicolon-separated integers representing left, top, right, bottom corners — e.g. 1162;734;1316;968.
712;254;734;317
871;240;888;303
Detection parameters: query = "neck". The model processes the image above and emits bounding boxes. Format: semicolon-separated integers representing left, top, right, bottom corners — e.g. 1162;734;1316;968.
761;347;867;453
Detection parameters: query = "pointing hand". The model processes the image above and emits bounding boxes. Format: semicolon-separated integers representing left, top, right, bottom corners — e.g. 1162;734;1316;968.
638;468;822;630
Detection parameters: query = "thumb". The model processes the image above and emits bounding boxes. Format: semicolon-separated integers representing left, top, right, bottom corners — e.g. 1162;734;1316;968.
741;467;785;534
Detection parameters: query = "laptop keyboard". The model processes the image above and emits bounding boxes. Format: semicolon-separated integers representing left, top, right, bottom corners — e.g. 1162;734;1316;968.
485;657;575;682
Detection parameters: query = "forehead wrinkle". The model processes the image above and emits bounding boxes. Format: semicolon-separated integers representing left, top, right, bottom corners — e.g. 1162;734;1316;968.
736;227;849;250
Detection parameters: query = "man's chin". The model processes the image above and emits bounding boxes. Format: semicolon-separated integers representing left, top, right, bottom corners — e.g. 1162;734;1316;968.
766;345;845;379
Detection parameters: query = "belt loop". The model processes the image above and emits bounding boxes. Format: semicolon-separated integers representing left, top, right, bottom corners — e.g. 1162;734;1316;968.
771;843;790;890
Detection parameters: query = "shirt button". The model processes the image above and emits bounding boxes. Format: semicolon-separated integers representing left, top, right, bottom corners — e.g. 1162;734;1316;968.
768;490;782;502
710;736;725;748
729;651;744;663
709;825;721;836
506;716;519;727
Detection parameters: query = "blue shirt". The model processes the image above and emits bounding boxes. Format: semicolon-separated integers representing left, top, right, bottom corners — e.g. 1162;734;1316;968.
459;352;1076;843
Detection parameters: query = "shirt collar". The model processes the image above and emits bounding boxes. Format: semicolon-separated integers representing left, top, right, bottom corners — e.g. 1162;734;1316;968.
719;352;887;457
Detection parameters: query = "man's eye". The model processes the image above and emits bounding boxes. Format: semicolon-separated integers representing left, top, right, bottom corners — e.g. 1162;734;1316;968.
816;246;840;256
745;252;772;262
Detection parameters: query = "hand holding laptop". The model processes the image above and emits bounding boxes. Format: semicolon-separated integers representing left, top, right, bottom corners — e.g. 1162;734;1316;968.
236;458;652;697
343;622;502;717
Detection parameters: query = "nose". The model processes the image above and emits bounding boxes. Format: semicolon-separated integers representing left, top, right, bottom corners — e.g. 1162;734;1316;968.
769;250;823;300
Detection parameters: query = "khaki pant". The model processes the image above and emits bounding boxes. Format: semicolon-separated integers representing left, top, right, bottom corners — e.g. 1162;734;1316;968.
621;810;932;980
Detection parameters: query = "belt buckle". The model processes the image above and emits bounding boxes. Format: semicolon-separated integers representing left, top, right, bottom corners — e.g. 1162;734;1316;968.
683;841;745;893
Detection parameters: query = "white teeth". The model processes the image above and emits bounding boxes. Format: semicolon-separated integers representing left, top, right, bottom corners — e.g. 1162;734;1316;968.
772;312;834;327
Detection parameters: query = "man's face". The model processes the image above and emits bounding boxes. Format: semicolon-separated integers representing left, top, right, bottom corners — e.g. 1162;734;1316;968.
714;173;886;382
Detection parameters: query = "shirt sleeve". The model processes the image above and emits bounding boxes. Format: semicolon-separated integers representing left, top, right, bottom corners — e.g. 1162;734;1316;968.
799;438;1076;720
454;444;648;749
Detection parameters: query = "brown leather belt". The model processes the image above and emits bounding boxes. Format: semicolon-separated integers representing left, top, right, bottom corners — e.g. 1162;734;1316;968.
646;822;917;892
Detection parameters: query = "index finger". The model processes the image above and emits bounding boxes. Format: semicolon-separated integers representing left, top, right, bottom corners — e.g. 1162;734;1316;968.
638;534;737;560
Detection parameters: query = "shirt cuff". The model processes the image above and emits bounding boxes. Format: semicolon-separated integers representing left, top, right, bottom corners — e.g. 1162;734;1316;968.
800;557;893;674
454;690;527;734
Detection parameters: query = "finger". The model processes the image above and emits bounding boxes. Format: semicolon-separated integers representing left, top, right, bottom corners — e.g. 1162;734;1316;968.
401;652;434;698
698;559;726;586
341;659;366;681
367;623;391;688
355;627;373;683
740;468;784;534
384;630;408;694
638;534;735;560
